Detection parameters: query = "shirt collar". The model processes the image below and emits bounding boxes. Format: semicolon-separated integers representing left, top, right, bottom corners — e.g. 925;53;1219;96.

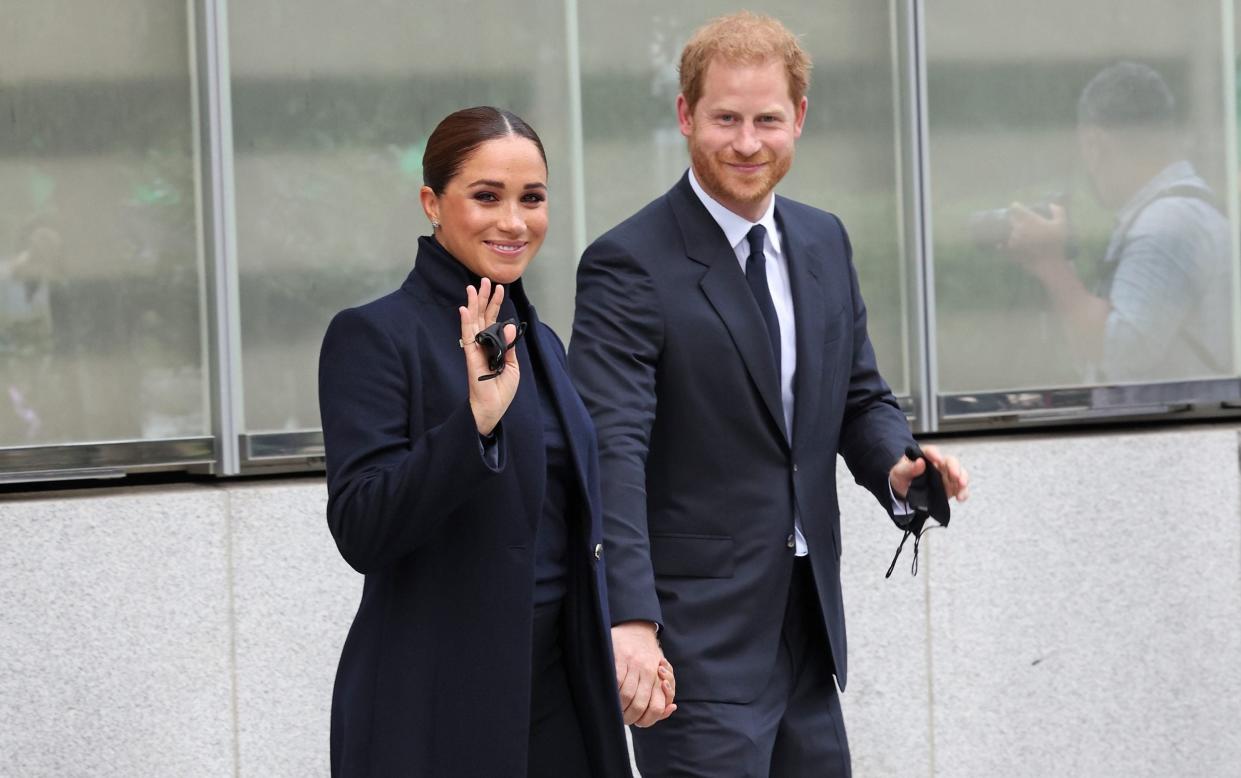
688;167;780;255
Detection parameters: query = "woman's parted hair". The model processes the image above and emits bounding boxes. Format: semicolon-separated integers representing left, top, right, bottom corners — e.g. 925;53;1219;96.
679;11;812;113
421;107;547;194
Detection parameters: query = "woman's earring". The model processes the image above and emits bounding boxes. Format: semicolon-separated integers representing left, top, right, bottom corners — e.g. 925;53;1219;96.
430;219;440;230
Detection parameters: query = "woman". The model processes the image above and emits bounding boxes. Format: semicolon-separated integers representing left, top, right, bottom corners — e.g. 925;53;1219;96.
318;107;660;777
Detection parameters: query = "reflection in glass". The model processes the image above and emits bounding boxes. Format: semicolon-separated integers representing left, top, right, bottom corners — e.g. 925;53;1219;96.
577;1;911;395
1003;62;1231;384
927;0;1238;399
229;1;574;433
0;2;205;447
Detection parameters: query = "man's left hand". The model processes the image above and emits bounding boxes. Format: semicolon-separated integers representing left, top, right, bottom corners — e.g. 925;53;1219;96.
889;444;970;503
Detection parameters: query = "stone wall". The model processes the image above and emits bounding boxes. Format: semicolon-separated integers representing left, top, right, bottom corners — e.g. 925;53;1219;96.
2;425;1239;776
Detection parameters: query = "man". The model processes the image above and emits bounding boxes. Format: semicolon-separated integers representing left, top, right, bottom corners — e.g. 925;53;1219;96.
568;12;969;777
1006;61;1232;384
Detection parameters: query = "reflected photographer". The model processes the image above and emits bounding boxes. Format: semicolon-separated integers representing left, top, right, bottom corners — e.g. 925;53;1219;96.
1003;61;1231;383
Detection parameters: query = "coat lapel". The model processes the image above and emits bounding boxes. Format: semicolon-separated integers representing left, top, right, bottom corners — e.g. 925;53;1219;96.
495;294;544;534
524;305;598;524
668;175;788;443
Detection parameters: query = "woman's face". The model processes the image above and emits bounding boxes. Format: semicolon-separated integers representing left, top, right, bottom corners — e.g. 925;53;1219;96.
421;135;548;284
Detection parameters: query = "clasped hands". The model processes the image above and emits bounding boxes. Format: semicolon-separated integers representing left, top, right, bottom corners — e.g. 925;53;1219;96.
611;621;677;727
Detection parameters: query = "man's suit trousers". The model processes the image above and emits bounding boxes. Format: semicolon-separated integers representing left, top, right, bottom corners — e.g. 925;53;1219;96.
632;556;852;778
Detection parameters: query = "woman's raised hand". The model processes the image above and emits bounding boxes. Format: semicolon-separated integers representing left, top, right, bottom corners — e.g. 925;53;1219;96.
459;278;520;435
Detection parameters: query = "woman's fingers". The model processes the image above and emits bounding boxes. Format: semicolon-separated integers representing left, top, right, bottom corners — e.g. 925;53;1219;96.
634;681;667;728
458;305;472;345
464;284;478;331
460;285;488;377
458;284;477;350
658;662;675;700
467;278;511;345
485;282;504;326
458;305;486;379
475;279;489;326
501;323;519;370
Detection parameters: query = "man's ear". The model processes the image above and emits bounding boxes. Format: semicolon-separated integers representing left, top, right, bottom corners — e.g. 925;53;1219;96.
793;96;808;138
676;94;694;138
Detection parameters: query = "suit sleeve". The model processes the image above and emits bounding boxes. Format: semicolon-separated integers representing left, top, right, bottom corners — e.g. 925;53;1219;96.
568;239;665;627
318;307;505;574
831;216;917;521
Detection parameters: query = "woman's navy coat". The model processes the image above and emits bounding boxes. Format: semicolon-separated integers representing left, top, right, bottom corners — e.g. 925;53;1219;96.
318;237;630;777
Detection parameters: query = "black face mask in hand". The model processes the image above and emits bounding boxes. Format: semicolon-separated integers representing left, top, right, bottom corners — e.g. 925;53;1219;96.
473;318;527;381
885;444;952;578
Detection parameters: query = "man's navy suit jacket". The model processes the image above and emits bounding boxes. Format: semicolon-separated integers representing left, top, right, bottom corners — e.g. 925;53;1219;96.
568;173;914;702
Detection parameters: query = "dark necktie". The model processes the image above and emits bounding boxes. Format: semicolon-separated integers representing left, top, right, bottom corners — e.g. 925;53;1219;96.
745;224;781;377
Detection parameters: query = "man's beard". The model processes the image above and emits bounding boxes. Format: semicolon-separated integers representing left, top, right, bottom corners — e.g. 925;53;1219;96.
690;141;792;212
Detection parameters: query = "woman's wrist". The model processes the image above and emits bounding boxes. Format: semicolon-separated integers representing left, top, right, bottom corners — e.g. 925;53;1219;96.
471;400;499;436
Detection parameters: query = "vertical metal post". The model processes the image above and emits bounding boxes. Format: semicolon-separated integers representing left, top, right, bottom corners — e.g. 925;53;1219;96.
898;0;938;432
564;0;588;260
195;0;244;474
1221;0;1241;374
887;0;914;405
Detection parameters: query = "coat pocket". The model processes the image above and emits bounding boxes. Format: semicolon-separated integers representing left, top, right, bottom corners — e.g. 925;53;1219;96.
649;533;735;578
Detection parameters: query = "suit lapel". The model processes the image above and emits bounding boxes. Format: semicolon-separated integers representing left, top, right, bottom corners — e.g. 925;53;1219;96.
668;175;788;444
778;200;826;454
779;198;856;457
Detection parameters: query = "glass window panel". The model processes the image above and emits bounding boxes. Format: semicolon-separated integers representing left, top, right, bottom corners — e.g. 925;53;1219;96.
577;1;912;396
229;1;577;434
0;1;207;447
926;1;1240;404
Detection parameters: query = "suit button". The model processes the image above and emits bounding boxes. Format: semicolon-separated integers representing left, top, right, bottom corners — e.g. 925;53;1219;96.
793;463;799;472
594;543;603;560
786;533;796;548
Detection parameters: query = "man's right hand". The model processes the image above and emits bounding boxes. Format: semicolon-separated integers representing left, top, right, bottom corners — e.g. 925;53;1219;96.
611;621;677;727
